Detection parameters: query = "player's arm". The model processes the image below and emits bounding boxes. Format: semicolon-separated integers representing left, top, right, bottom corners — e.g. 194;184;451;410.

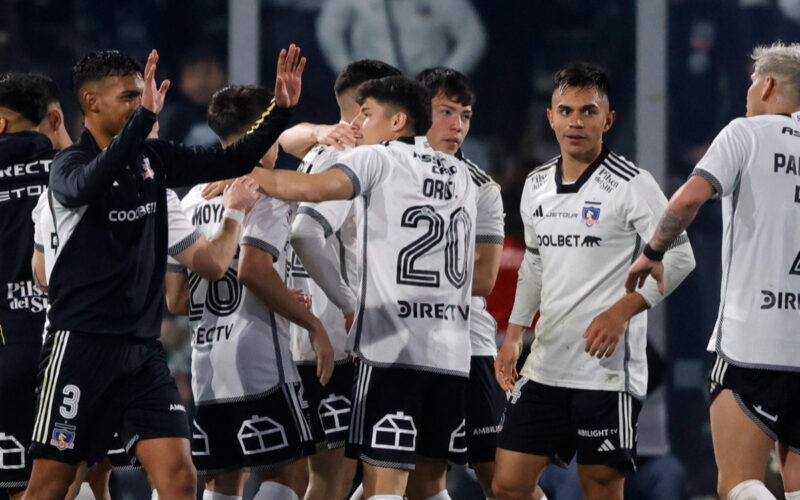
164;268;190;316
279;122;357;158
290;210;357;315
472;184;505;297
626;175;714;293
250;167;355;203
237;245;334;385
472;242;502;297
171;178;258;281
31;249;47;294
155;46;303;188
495;220;542;391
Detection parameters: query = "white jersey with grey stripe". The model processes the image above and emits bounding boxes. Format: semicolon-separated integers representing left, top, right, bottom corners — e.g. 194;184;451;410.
287;144;359;363
178;185;298;404
458;152;505;357
692;113;800;370
165;188;200;260
509;146;695;398
335;136;478;377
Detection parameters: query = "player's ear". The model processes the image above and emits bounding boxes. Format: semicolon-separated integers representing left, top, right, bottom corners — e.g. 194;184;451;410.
82;90;99;115
392;111;408;133
603;110;616;133
546;108;555;130
762;75;775;101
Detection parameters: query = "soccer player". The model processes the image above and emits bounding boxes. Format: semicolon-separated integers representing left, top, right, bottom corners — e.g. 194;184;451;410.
167;84;334;500
0;72;59;500
626;42;800;500
492;63;695;500
25;45;304;500
284;59;401;500
249;75;477;500
412;66;509;500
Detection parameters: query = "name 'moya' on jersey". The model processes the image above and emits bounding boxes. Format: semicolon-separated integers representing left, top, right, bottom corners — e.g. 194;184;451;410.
693;112;800;370
172;186;297;404
510;146;694;398
334;136;477;377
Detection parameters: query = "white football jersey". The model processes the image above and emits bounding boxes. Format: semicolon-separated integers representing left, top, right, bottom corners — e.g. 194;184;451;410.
287;145;359;363
457;152;505;357
166;188;199;262
510;147;695;398
693;113;800;369
179;186;298;404
335;137;477;377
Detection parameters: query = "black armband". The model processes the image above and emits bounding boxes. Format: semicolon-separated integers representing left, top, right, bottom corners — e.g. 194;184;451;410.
642;243;665;262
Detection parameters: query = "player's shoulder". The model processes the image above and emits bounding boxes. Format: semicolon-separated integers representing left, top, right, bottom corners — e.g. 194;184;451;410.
598;149;642;184
456;150;498;189
526;155;559;179
301;144;344;173
179;184;209;212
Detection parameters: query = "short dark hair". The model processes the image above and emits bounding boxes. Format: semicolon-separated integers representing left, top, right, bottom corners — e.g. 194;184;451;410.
356;76;432;136
334;59;402;96
415;67;476;106
207;85;273;141
27;73;63;107
553;62;611;100
73;50;143;98
0;72;51;123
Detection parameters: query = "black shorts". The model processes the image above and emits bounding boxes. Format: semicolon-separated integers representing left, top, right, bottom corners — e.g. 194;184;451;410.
465;356;506;464
298;361;355;450
497;378;641;472
345;361;467;471
709;355;800;451
28;330;190;465
0;342;41;488
191;382;316;474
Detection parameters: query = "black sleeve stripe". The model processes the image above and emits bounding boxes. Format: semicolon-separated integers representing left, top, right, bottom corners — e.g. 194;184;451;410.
476;234;505;244
527;158;559;178
609;152;640;174
296;206;334;238
168;231;201;256
525;246;540;255
690;168;723;197
241;236;280;260
606;155;639;177
166;262;186;273
601;162;632;182
330;164;361;199
34;243;44;252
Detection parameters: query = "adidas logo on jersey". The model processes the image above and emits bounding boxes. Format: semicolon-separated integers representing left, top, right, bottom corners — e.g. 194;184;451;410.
597;439;616;452
532;205;543;217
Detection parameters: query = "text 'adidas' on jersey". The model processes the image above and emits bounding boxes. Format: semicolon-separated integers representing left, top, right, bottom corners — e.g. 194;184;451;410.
335;137;477;376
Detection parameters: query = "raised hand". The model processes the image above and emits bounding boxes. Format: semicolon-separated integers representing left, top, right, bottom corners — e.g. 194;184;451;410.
314;123;358;150
274;44;306;108
141;50;170;115
222;177;259;214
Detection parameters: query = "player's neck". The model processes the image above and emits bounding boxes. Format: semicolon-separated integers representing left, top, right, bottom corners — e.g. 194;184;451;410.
561;146;602;182
84;120;114;150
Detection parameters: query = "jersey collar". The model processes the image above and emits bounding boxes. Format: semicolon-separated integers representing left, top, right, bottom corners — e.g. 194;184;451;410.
555;144;610;194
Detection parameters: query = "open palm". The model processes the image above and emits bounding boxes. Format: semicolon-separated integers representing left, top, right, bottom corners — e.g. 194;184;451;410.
141;49;170;114
274;44;305;108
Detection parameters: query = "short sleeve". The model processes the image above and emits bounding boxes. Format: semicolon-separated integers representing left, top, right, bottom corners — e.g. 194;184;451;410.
475;183;505;244
166;189;200;256
330;146;388;198
297;147;355;234
32;191;48;251
691;118;752;199
241;196;290;260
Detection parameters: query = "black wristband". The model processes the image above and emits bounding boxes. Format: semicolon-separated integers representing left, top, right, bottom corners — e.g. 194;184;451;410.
642;243;665;262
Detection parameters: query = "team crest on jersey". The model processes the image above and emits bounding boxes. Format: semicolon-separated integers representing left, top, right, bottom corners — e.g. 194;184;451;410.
581;206;601;227
50;424;76;451
140;157;154;180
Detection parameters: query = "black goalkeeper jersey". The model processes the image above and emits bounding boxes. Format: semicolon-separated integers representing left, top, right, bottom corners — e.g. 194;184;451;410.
45;104;292;339
0;131;53;344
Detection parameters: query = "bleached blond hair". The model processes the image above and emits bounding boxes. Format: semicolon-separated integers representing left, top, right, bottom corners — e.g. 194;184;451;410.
752;42;800;101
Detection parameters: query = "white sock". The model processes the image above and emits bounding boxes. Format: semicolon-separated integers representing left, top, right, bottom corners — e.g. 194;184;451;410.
366;496;403;500
349;483;364;500
202;491;242;500
727;480;776;500
151;490;159;500
786;491;800;499
424;491;451;500
254;481;300;500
